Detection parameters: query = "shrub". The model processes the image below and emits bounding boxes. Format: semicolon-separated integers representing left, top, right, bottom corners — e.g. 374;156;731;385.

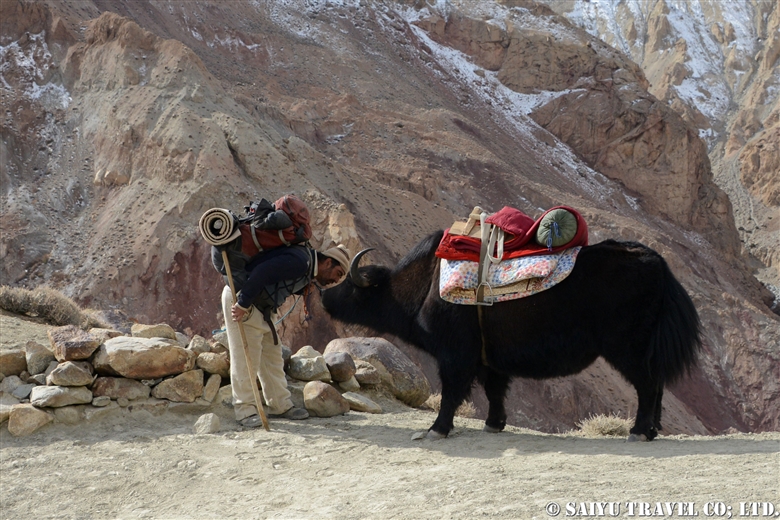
421;393;477;419
0;285;106;329
577;413;632;437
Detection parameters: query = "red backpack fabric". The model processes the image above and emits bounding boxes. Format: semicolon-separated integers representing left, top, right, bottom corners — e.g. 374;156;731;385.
240;195;313;258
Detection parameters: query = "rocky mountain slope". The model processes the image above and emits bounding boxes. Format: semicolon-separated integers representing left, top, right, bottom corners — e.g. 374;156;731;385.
1;0;778;436
538;0;780;305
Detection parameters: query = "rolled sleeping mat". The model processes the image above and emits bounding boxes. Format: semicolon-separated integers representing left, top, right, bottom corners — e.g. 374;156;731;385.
199;208;241;246
536;208;578;249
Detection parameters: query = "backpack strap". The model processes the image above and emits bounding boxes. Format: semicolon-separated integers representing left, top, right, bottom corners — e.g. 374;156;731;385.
251;228;263;253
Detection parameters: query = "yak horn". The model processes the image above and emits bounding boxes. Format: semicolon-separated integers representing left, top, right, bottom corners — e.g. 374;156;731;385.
350;248;374;288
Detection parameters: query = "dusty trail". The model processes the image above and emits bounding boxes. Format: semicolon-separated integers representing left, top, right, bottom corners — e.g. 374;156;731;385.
1;400;778;520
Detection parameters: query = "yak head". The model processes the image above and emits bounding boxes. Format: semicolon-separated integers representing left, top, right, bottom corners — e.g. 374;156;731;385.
321;248;397;332
321;231;444;341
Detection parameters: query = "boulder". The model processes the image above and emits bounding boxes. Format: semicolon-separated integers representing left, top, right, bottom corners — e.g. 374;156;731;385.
0;393;21;423
0;346;27;376
324;337;431;407
324;352;356;382
175;332;190;347
342;392;382;414
187;335;211;354
131;323;177;340
8;404;53;436
354;359;381;386
92;377;151;400
211;330;228;349
151;370;204;403
339;375;361;392
46;361;94;387
196;351;230;378
303;381;350;417
24;341;55;375
48;325;100;361
202;374;221;403
88;327;123;344
53;405;83;424
92;396;111;407
193;413;220;434
217;384;233;406
30;386;93;408
12;384;35;400
288;346;331;382
92;336;197;379
0;375;24;394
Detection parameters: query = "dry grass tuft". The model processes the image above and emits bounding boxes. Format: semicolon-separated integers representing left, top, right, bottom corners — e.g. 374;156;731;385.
0;285;106;329
577;413;632;437
421;393;477;419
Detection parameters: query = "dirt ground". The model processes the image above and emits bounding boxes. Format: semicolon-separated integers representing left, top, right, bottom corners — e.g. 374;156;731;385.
1;312;779;519
1;392;778;519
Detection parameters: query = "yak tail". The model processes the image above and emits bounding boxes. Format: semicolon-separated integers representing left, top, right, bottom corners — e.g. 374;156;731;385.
647;261;702;386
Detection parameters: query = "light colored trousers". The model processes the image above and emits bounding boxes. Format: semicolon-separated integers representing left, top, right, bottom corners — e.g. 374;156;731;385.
221;286;293;421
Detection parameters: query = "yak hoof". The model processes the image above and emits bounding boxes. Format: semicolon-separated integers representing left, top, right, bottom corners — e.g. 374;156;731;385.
483;424;502;433
627;433;648;443
426;429;448;440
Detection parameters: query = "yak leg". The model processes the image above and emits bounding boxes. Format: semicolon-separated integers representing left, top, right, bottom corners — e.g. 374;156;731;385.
479;367;510;433
628;378;661;442
429;360;479;438
653;387;664;431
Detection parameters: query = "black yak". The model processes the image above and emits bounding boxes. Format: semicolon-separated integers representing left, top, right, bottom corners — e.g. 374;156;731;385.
321;230;701;441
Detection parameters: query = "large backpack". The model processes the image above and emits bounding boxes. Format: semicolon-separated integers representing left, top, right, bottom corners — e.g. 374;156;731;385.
239;194;312;257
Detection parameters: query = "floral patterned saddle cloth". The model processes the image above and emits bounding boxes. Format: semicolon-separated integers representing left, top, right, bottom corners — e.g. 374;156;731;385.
439;247;581;305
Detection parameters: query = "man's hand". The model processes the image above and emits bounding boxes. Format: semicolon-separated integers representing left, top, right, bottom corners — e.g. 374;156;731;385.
231;303;250;322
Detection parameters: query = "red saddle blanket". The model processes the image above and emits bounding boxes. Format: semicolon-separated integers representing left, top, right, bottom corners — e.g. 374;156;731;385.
435;205;589;261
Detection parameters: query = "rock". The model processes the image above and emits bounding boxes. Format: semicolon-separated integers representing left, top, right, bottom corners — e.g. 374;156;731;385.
131;323;177;340
117;397;130;407
217;384;233;406
324;337;431;407
193;413;220;434
0;346;27;376
92;396;111;407
211;330;228;349
30;386;93;408
48;325;101;362
187;335;210;354
175;331;191;347
202;374;221;403
288;346;331;382
354;359;381;386
196;351;230;378
211;343;228;355
127;398;167;415
29;374;46;385
44;361;58;376
339;375;361;392
151;369;204;403
92;377;151;400
8;404;53;436
0;375;24;394
46;361;94;387
0;393;21;423
88;327;123;344
342;392;382;414
324;351;356;382
11;384;35;400
24;341;55;375
83;401;120;421
303;381;349;417
53;405;83;425
282;344;292;369
92;336;197;379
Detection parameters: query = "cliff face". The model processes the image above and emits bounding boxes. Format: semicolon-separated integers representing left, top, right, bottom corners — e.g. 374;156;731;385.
538;0;780;310
1;0;778;435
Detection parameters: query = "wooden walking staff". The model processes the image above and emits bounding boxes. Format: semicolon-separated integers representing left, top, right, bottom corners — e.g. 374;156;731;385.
221;250;270;431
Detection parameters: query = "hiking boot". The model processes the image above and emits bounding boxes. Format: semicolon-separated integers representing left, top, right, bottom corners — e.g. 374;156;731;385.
269;407;309;420
238;414;264;428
